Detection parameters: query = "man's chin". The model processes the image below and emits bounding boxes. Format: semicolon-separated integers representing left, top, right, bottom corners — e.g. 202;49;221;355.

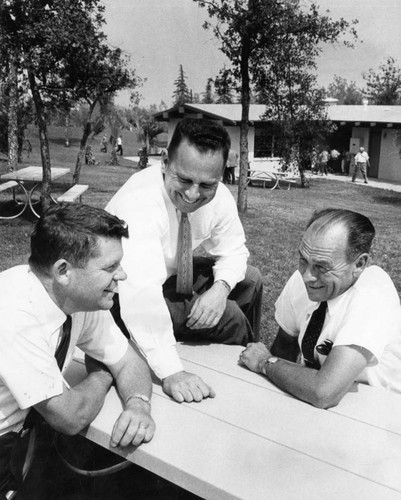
306;287;326;302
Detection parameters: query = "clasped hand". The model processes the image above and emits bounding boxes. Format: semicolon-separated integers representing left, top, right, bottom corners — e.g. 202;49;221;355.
239;342;271;373
111;399;155;448
186;283;228;330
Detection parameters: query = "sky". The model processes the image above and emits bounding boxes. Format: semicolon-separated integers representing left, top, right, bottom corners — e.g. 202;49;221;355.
101;0;401;108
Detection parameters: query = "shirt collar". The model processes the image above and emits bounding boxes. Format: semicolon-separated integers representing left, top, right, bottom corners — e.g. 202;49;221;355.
28;267;68;329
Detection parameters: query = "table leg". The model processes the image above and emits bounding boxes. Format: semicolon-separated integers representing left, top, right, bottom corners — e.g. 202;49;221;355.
0;182;28;219
28;184;59;218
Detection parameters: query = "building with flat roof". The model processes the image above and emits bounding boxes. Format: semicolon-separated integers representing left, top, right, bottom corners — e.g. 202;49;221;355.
154;103;401;183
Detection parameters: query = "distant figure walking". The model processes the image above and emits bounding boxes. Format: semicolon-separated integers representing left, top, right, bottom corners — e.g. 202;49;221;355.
330;148;341;173
318;149;329;176
352;147;369;184
224;149;238;184
116;136;123;156
100;135;108;153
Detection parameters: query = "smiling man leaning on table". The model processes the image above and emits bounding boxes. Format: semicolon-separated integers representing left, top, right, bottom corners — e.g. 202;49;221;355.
107;118;263;404
0;203;155;497
240;208;401;408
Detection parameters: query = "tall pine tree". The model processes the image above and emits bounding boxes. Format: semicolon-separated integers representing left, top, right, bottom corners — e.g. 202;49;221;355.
172;65;192;105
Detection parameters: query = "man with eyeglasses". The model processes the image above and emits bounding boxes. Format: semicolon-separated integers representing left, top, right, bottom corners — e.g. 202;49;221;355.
240;208;401;408
107;118;262;404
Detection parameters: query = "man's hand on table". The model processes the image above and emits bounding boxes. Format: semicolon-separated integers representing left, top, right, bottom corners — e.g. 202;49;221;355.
239;342;272;373
163;370;216;403
186;282;229;330
111;398;155;448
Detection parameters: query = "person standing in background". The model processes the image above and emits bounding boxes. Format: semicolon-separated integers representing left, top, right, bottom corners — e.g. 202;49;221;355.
352;147;369;184
224;149;238;185
116;136;123;156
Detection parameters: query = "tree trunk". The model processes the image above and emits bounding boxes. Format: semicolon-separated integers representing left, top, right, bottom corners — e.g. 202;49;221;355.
65;112;70;147
7;55;18;173
73;102;97;183
237;32;251;214
299;165;310;188
28;68;52;212
74;121;92;184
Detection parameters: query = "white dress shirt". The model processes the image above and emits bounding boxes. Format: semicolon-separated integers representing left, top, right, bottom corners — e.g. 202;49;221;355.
0;265;128;435
106;164;249;379
275;266;401;392
354;151;369;164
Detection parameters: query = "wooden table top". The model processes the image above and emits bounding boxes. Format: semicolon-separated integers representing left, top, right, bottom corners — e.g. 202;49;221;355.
65;343;401;500
1;166;70;182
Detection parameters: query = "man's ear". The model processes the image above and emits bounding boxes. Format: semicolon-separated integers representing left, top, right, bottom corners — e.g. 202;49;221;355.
51;259;71;284
353;253;369;277
161;158;168;174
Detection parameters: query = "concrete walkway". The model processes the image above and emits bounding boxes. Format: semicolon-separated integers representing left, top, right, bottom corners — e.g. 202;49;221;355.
322;172;401;193
124;156;401;194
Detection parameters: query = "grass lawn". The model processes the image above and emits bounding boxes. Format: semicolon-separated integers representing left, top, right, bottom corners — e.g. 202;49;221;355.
1;126;401;348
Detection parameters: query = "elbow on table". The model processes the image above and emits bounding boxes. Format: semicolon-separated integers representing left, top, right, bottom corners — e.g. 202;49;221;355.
48;416;88;436
308;386;344;410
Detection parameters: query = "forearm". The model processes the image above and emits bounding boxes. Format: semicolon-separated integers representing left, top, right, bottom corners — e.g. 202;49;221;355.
35;370;113;435
111;344;153;408
259;359;344;409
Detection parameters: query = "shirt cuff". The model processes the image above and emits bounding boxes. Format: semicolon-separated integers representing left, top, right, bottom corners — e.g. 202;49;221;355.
146;345;185;380
213;271;240;292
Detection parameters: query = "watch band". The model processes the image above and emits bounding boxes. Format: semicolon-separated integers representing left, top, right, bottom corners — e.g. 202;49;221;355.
216;279;231;293
131;394;151;404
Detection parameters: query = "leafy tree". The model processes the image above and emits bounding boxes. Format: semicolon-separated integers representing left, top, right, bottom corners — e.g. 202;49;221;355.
0;0;139;208
202;77;215;103
126;102;166;168
214;66;236;103
172;64;192;105
194;0;356;211
0;70;34;166
363;57;401;105
325;75;362;104
257;26;338;187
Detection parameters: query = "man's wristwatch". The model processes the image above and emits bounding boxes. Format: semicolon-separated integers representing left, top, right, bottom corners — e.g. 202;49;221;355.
131;394;151;404
216;279;231;293
266;356;279;365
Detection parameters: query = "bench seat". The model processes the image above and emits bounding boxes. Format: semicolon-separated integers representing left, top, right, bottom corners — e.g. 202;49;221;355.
57;184;88;203
0;180;18;193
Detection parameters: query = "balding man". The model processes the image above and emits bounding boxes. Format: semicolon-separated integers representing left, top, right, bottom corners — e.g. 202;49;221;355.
240;208;401;408
352;147;370;183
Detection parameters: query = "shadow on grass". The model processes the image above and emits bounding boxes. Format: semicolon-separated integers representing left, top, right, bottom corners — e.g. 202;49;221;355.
373;195;401;206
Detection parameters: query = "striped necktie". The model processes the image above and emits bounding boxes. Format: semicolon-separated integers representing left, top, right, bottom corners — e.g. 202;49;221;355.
301;301;327;370
176;212;193;295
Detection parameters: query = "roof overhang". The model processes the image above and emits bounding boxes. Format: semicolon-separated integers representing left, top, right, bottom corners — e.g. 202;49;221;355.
154;104;237;126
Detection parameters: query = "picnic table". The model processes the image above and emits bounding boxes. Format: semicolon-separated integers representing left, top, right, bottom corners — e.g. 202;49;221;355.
65;342;401;500
247;161;297;190
0;166;88;219
0;166;70;218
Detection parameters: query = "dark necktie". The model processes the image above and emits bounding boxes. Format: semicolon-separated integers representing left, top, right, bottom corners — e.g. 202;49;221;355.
301;301;327;370
55;315;72;370
176;212;193;295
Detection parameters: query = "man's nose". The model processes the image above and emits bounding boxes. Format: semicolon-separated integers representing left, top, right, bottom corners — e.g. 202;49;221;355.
114;266;127;282
185;184;201;201
302;265;317;282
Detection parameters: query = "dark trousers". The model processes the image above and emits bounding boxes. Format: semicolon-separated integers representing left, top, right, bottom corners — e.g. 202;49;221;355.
0;432;19;498
111;257;263;346
352;162;368;182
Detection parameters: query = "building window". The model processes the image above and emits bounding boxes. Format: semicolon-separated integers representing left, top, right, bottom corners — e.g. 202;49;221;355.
254;130;275;158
